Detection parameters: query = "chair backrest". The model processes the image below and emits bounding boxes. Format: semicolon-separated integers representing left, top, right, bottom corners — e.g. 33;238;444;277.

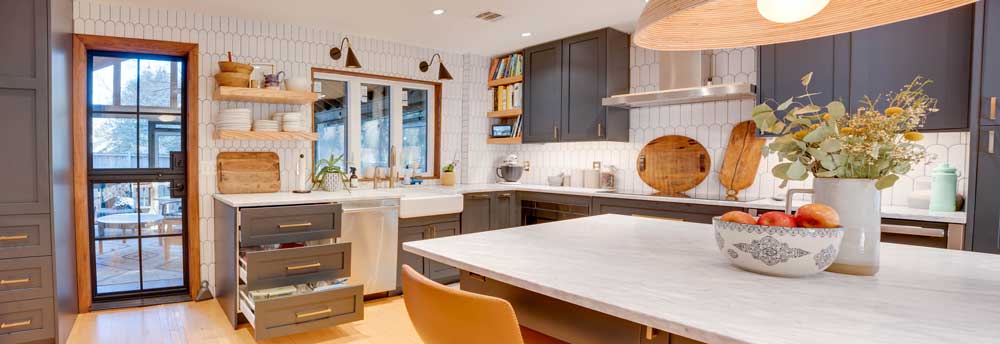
400;265;525;344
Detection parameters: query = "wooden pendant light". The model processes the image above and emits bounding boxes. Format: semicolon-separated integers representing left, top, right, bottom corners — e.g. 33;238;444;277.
635;0;977;51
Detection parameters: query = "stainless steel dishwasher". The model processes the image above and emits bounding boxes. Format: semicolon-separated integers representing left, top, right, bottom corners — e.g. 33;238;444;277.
338;198;399;295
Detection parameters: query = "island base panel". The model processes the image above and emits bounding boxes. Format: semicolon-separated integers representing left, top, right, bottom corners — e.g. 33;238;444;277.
459;271;702;344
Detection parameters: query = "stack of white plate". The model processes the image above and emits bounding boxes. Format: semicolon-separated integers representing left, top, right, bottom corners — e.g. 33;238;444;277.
279;112;304;132
253;119;279;132
218;108;252;131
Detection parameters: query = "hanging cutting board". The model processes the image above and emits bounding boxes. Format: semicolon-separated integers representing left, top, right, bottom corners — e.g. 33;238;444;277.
637;135;710;195
719;121;766;201
217;152;281;194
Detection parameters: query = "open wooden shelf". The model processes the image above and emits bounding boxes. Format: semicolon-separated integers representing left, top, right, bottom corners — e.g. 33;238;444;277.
214;86;320;105
487;136;522;145
216;130;319;141
487;108;523;118
487;75;523;88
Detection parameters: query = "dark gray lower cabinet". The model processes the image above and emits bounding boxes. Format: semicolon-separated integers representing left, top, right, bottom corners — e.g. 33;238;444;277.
461;192;517;235
973;126;1000;253
520;192;592;225
397;214;462;291
592;197;743;224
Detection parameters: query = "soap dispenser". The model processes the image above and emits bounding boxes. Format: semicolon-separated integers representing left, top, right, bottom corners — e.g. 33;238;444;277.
929;163;959;212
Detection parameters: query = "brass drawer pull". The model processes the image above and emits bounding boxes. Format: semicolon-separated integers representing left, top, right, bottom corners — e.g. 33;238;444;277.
991;97;997;120
287;262;321;271
0;278;30;285
645;326;660;340
0;235;28;241
498;193;512;198
278;222;312;229
597;123;603;137
990;130;996;155
468;272;487;283
0;320;30;329
296;308;332;318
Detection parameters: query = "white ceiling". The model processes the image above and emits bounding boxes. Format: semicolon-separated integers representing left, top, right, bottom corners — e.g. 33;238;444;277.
101;0;648;56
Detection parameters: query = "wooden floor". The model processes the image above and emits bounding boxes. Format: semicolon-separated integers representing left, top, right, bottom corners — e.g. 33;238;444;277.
67;296;423;344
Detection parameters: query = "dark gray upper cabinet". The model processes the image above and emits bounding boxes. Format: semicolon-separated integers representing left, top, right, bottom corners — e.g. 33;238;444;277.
847;5;973;131
972;126;1000;253
981;0;1000;126
523;28;629;143
758;35;850;111
523;41;562;143
758;6;974;132
0;0;50;215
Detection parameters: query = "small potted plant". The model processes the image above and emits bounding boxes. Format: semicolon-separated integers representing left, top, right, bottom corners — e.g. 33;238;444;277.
441;160;457;186
312;154;350;192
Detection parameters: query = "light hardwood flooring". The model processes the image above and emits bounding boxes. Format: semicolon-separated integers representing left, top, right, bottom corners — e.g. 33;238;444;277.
67;297;423;344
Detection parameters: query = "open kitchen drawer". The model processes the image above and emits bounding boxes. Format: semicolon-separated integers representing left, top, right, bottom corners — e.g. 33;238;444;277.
238;283;364;340
239;242;352;290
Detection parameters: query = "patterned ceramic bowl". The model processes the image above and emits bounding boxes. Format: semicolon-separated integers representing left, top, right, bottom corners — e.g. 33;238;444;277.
712;217;844;277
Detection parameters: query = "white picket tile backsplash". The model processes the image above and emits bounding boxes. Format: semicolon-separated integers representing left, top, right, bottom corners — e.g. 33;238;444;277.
491;46;969;206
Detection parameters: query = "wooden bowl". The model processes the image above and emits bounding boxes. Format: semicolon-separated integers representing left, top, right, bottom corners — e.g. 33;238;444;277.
218;61;254;74
214;72;250;87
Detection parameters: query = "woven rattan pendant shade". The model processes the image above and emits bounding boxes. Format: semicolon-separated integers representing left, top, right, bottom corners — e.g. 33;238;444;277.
635;0;977;51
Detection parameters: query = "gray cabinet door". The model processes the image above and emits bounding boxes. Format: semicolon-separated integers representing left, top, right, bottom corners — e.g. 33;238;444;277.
973;126;1000;253
396;225;427;291
0;0;50;215
490;192;516;230
561;30;606;142
523;40;562;143
461;193;492;234
758;35;849;125
981;0;1000;126
425;221;460;282
847;5;973;131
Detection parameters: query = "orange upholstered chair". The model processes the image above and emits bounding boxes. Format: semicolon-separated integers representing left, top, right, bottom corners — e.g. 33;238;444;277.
400;264;564;344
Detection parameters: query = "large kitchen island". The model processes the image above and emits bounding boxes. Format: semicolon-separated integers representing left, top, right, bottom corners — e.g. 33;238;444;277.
402;214;1000;344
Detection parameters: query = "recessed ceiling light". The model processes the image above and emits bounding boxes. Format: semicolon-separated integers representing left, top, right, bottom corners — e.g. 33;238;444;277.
432;9;445;15
521;32;532;37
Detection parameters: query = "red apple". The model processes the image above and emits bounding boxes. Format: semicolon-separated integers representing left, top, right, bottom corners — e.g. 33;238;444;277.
795;203;841;228
756;211;797;227
721;211;757;225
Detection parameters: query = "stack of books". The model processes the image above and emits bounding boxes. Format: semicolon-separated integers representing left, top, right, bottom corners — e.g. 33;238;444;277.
489;83;522;111
489;53;523;80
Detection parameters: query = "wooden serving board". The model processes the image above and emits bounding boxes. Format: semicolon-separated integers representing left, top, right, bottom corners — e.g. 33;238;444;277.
719;121;766;201
217;152;280;194
637;135;710;195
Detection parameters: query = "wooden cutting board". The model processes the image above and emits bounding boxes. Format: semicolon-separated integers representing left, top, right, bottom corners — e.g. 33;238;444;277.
217;152;281;194
637;135;710;195
719;121;766;201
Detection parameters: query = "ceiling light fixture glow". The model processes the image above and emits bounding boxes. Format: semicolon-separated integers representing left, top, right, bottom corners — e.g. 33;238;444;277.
432;9;445;15
756;0;829;23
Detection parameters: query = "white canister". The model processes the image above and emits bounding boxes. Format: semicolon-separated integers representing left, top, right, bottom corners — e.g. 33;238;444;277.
286;77;311;92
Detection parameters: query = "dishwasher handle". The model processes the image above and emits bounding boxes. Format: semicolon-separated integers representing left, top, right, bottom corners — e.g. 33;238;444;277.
342;205;400;214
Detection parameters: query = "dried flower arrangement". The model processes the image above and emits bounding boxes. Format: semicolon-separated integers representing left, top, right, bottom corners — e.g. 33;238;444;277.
753;73;936;190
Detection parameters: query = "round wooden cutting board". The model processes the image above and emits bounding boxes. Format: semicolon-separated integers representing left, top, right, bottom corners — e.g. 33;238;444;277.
637;135;711;195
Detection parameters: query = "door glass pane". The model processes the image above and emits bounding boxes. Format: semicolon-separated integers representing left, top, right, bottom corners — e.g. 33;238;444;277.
138;59;182;114
91;56;138;110
402;88;428;173
95;238;141;294
92;182;139;239
314;79;348;170
143;181;183;236
360;83;391;173
141;237;184;289
91;113;139;169
138;115;182;169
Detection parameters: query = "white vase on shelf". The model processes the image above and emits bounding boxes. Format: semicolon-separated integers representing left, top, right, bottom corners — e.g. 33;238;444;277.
813;177;881;276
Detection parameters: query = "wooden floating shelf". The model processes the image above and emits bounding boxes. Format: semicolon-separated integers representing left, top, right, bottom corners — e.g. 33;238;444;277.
214;86;320;105
487;108;523;118
487;136;522;145
216;130;319;141
487;75;523;88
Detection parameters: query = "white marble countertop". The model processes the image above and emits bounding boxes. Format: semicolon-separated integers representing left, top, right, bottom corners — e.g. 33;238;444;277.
403;214;1000;344
212;183;966;224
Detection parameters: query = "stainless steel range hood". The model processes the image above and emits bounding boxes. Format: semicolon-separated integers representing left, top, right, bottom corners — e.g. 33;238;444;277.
602;50;757;109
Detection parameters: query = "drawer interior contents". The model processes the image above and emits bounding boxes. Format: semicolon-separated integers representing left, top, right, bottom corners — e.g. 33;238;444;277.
238;280;364;340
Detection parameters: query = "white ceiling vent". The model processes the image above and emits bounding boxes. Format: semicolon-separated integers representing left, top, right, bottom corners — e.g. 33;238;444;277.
475;11;504;22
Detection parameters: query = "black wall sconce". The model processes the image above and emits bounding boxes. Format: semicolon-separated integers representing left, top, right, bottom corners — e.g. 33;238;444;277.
419;53;453;80
330;37;362;69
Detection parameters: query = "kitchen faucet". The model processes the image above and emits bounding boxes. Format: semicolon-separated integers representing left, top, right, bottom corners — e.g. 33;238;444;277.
374;145;397;189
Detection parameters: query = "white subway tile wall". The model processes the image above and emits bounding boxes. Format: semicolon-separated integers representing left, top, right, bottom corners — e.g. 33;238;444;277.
73;0;489;293
492;46;969;205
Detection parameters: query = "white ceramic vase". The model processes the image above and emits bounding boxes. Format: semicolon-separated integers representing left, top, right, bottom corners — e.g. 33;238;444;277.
812;178;881;276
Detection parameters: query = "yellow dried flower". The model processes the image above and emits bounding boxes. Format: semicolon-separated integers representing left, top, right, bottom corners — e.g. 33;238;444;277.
809;123;820;130
885;107;905;116
903;131;924;141
794;130;810;140
840;127;854;136
822;113;831;121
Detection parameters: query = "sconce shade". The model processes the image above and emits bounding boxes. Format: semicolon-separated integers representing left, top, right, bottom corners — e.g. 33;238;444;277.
437;63;453;80
330;37;362;68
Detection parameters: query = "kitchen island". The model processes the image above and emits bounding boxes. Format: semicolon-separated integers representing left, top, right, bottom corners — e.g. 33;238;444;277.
403;214;1000;344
